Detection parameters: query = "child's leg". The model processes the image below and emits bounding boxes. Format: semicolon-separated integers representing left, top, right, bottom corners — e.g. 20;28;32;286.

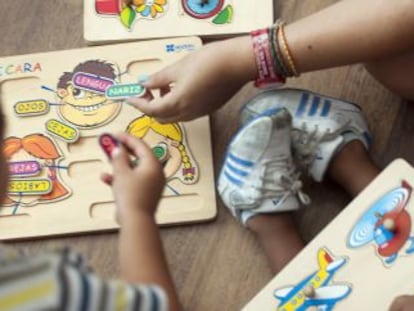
237;89;379;275
328;140;380;197
246;213;304;274
245;141;379;274
218;108;308;274
365;52;414;101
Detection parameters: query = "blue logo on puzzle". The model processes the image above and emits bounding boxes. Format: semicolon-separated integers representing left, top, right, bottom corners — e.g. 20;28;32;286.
166;44;175;52
165;44;196;53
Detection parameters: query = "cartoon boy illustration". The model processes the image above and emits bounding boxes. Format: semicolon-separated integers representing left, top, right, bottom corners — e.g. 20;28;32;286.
3;134;70;207
57;60;121;129
126;115;198;184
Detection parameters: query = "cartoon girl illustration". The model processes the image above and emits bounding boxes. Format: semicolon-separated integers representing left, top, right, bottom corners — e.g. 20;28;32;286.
126;115;198;184
3;134;70;207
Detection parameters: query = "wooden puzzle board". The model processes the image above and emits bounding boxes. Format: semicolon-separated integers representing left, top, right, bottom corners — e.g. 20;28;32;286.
84;0;273;44
243;159;414;311
0;37;217;240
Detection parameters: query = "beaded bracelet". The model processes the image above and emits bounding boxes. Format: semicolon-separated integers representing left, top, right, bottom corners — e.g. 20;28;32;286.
270;21;290;77
278;22;299;77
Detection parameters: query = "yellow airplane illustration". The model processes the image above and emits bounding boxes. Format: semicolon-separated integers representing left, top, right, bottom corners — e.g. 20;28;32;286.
274;248;351;311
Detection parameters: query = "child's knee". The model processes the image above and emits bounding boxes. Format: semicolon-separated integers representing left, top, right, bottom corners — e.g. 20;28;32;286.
365;53;414;101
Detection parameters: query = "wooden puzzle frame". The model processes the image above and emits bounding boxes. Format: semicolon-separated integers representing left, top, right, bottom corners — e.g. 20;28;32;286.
243;159;414;311
84;0;274;44
0;37;217;240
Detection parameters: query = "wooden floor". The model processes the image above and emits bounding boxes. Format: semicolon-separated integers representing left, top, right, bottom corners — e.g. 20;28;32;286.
0;1;412;310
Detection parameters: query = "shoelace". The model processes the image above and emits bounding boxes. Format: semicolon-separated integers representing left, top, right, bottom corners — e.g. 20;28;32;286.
292;120;351;169
251;156;311;206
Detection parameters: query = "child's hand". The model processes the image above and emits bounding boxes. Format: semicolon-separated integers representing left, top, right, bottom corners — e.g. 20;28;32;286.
101;133;165;221
389;295;414;311
128;36;256;123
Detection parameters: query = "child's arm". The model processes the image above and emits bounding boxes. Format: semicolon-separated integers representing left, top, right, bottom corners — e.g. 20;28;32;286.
285;0;414;72
101;133;180;311
128;0;414;123
128;36;257;123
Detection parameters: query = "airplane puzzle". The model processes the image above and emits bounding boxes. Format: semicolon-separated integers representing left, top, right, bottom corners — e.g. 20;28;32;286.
0;37;217;240
243;159;414;311
84;0;274;43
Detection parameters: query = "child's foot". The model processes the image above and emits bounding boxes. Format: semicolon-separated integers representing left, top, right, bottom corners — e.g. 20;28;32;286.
240;88;372;182
218;108;310;225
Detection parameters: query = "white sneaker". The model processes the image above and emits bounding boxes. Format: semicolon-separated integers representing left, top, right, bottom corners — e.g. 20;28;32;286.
218;108;310;225
240;88;371;182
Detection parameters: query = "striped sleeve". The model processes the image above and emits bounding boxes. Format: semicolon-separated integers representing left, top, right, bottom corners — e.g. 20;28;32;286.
66;270;169;311
0;247;169;311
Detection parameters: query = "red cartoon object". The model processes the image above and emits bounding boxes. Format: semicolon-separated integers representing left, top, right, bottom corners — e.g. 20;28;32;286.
96;0;123;15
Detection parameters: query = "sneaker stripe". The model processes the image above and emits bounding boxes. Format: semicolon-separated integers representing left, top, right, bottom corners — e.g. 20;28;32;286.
228;153;254;167
321;99;331;116
295;93;309;117
223;169;243;186
223;152;254;186
309;96;321;116
225;160;249;177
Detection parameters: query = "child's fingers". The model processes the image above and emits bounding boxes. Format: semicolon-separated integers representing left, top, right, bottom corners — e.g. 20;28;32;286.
128;92;180;120
100;172;113;186
389;295;414;311
142;67;174;89
154;105;195;123
159;86;171;97
141;89;154;101
155;114;186;124
116;133;156;163
127;96;150;111
111;146;132;173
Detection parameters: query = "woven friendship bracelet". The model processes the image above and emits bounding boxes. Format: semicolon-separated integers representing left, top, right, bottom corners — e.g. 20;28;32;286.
270;22;290;77
278;22;299;77
250;27;285;88
251;19;300;87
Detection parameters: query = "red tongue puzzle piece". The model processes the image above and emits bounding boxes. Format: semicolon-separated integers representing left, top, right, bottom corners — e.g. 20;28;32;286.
99;133;119;160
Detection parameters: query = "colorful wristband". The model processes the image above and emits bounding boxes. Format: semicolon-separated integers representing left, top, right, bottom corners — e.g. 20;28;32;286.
250;28;285;88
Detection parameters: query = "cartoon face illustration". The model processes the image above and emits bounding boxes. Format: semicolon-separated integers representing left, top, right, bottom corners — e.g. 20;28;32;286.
126;115;197;183
181;0;233;24
57;60;121;129
182;0;224;19
141;129;182;176
3;134;70;207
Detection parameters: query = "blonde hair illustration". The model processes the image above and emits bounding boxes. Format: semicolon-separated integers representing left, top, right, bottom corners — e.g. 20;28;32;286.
126;115;197;183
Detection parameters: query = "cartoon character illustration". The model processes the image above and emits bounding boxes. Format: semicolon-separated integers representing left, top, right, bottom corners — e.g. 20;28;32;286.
95;0;169;29
181;0;233;24
348;181;414;265
274;248;351;311
57;60;121;129
94;0;232;30
3;134;71;208
126;115;198;184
